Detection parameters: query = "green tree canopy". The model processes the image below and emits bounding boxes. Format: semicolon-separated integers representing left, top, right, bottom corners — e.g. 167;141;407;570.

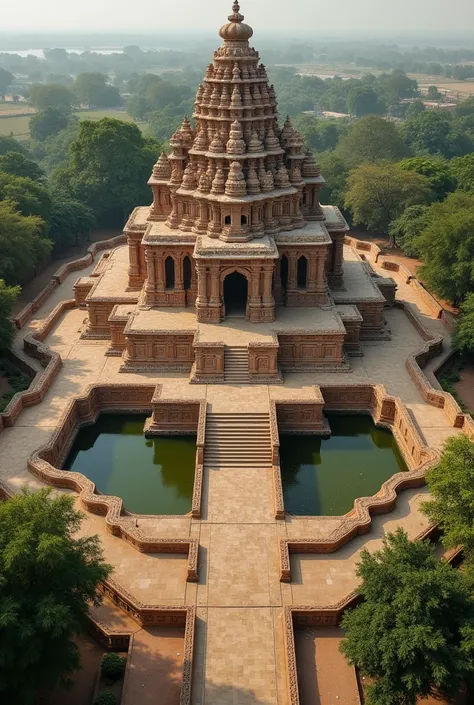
450;153;474;193
454;96;474;118
388;204;430;256
398;156;455;201
49;197;96;251
0;135;27;156
59;118;158;225
74;72;122;108
422;434;474;557
0;201;51;285
32;117;79;175
28;83;75;111
405;100;426;119
340;528;474;705
0;151;44;181
427;85;443;100
347;86;386;117
0;68;14;97
452;293;474;355
335;115;408;169
318;151;348;211
415;191;474;303
30;106;71;142
401;110;472;158
379;69;418;105
0;172;51;223
0;488;111;704
0;279;20;351
344;161;431;238
293;115;349;152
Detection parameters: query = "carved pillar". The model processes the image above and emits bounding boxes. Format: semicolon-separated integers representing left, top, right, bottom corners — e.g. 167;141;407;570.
248;264;263;323
209;264;222;322
196;263;209;322
288;253;298;289
315;253;328;304
261;264;276;322
145;250;156;305
156;253;165;293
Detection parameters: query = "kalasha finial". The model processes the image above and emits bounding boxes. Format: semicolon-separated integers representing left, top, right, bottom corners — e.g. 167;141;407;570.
230;1;243;22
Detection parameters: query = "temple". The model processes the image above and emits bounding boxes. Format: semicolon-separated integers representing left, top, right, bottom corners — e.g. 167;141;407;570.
75;1;396;382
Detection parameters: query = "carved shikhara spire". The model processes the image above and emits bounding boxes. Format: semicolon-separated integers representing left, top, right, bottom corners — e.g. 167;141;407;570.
147;3;324;237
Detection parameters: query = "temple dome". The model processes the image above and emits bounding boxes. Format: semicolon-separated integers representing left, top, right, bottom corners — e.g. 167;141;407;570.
219;2;254;42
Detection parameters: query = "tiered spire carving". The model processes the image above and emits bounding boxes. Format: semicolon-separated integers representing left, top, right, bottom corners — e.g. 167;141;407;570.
147;2;324;238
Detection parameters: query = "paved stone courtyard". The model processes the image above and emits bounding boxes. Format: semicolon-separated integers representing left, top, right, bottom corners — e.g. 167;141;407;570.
0;240;464;705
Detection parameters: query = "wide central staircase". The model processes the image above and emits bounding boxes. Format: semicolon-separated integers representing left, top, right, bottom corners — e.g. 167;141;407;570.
224;345;249;384
204;412;272;467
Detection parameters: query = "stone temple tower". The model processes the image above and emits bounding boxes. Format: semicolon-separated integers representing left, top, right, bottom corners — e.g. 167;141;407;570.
77;2;390;375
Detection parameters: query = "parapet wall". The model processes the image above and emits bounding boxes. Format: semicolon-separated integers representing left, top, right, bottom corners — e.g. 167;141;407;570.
14;234;126;330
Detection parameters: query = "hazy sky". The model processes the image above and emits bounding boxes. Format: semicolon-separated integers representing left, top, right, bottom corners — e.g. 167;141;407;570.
2;0;474;34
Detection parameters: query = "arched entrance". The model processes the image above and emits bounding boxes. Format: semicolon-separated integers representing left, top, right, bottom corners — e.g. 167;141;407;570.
223;271;248;317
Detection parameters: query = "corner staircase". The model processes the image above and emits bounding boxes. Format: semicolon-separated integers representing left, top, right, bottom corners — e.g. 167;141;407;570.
224;345;249;384
203;412;272;467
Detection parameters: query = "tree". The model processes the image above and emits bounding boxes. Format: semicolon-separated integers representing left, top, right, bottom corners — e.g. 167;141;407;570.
347;86;385;117
450;153;474;193
0;172;52;223
0;151;44;181
405;100;425;119
452;294;474;354
422;435;474;559
59;118;158;225
345;162;431;239
0;68;14;98
49;197;96;251
28;83;75;111
415;192;474;303
388;204;430;256
0;279;20;351
380;69;418;105
0;201;51;285
0;135;27;156
340;528;474;705
401;110;472;158
74;72;121;108
427;85;443;101
335;115;408;169
30;106;71;142
318;151;348;211
398;156;455;200
0;488;111;704
455;96;474;118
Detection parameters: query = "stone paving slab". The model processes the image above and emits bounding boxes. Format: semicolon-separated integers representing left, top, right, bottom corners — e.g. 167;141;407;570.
207;524;281;607
206;466;275;524
203;607;278;705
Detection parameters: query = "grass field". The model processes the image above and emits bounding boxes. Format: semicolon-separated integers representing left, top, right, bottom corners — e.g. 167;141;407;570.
0;108;148;140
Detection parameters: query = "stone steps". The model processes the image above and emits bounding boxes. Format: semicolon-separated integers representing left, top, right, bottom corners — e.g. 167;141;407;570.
224;346;250;384
204;412;272;467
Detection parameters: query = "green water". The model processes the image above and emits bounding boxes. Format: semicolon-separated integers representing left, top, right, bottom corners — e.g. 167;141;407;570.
63;414;196;515
280;415;407;516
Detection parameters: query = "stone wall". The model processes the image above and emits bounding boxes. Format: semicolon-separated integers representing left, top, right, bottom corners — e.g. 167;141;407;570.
278;333;346;370
191;336;225;383
123;333;195;372
14;234;126;329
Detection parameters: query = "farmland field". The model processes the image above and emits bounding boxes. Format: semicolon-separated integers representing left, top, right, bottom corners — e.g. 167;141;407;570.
0;108;148;140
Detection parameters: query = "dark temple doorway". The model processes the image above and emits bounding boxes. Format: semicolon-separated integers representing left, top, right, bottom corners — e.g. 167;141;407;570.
224;272;248;317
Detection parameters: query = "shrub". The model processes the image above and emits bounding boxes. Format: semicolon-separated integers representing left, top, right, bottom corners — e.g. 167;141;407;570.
100;652;126;681
93;690;119;705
